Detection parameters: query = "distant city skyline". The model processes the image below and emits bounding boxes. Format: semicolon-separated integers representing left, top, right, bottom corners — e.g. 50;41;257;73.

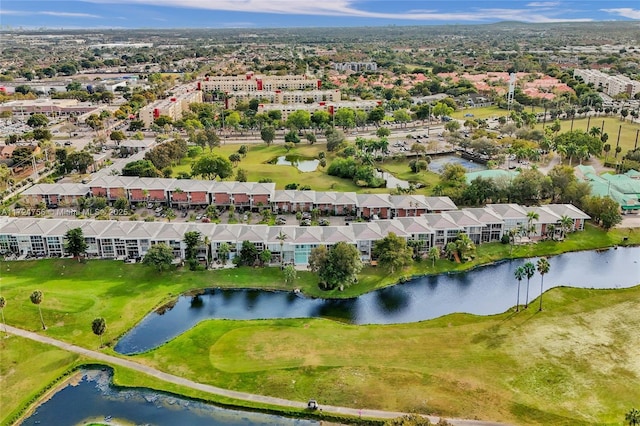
1;0;639;29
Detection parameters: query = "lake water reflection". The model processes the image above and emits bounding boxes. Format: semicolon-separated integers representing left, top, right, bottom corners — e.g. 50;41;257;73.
115;247;640;355
21;369;318;426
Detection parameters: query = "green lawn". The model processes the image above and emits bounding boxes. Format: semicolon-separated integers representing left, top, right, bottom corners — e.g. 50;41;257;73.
175;143;393;193
534;115;640;157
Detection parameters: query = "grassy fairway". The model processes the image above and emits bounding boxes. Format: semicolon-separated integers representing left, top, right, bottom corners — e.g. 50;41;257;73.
535;116;640;156
173;143;390;193
134;285;640;425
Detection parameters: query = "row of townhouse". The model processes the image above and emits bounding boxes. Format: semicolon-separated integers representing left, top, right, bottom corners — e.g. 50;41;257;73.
21;177;458;218
0;204;589;265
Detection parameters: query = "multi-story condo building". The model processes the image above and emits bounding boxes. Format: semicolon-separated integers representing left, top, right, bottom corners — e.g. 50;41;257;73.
139;88;203;128
573;69;640;98
198;72;322;92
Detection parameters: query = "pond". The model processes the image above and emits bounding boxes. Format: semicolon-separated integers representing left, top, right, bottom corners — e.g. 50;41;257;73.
271;155;319;172
115;247;640;355
21;369;318;426
375;169;410;189
429;154;487;174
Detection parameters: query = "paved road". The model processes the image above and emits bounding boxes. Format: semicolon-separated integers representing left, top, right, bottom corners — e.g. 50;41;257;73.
5;324;509;426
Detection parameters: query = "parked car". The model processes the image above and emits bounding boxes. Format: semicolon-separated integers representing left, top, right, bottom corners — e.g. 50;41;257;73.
276;217;287;225
301;219;311;226
319;219;330;226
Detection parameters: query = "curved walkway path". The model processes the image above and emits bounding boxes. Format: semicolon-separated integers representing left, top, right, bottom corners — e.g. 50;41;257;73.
5;324;508;426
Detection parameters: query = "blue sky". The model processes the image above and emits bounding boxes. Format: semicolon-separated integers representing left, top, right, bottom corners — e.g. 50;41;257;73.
2;1;639;29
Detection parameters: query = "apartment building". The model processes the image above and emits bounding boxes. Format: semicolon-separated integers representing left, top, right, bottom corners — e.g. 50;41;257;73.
198;72;321;93
138;89;203;128
332;62;378;72
574;69;640;98
225;89;341;109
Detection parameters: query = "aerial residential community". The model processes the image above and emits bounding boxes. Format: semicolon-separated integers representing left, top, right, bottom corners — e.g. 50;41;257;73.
1;1;640;425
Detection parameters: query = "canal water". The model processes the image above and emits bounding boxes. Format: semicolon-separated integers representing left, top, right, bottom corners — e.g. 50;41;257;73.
115;246;640;355
21;369;318;426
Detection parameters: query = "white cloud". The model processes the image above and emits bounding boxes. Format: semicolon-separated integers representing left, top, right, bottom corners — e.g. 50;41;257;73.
0;10;100;18
84;0;592;23
527;2;560;7
601;8;640;19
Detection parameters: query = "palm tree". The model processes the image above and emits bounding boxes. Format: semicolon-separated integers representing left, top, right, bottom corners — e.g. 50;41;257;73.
92;317;106;347
626;408;640;426
522;262;536;309
276;230;288;268
559;215;573;239
508;228;519;257
514;266;525;312
536;258;550;311
526;211;540;238
204;236;211;269
218;242;230;266
428;246;440;267
30;290;46;330
0;296;6;332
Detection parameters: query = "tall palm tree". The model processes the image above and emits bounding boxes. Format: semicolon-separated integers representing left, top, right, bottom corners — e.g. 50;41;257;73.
526;211;540;238
536;258;550;311
0;296;6;332
204;236;211;269
522;262;536;309
514;266;525;312
276;230;288;268
30;290;46;330
92;317;106;347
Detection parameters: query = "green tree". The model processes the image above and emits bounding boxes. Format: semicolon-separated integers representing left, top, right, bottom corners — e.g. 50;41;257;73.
238;145;248;157
236;168;248;182
30;290;46;330
239;241;258;266
122;159;160;177
27;113;49;128
183;231;202;261
522;261;536;308
376;127;391;138
91;317;106;347
276;230;288;268
320;242;363;290
191;153;233;180
143;243;175;272
286;110;311;130
455;233;476;262
432;102;454;119
536;258;550;311
260;126;276;146
218;242;230;265
428;246;440;267
109;130;126;144
259;249;272;266
514;265;525;312
325;128;345;152
64;228;88;261
283;264;297;287
65;151;94;174
373;232;413;273
229;152;241;166
284;130;301;144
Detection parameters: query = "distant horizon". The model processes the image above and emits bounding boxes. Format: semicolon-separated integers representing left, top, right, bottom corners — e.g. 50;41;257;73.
2;1;639;29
